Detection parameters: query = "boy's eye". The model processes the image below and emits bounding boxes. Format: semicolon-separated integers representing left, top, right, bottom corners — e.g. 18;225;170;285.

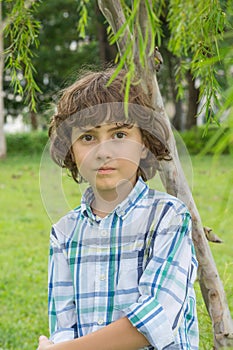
80;134;94;142
113;132;127;139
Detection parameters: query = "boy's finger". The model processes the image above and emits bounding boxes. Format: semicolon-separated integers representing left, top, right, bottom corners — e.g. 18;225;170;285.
39;335;53;345
39;335;48;342
38;335;54;350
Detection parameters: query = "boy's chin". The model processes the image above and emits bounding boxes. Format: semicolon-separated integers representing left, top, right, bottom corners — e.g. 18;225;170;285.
93;176;136;198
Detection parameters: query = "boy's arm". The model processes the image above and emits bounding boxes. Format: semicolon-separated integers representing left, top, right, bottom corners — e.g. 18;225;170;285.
48;227;77;343
38;317;150;350
124;208;198;349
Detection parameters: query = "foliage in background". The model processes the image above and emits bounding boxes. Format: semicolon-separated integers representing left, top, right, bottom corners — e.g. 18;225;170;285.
6;131;48;156
81;1;227;122
3;0;232;133
167;0;226;123
3;0;42;111
179;125;232;155
194;2;233;156
32;0;100;109
3;0;101;122
77;0;90;39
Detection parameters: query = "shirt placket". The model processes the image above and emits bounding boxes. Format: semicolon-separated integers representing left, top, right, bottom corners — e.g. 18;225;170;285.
92;220;110;331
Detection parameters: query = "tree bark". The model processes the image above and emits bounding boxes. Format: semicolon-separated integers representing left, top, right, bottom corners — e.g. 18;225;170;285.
97;0;233;348
30;109;38;130
166;49;184;131
0;1;6;159
185;69;199;130
95;5;117;64
172;98;183;131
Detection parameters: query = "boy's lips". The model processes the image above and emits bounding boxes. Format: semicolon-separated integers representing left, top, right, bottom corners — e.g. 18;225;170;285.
96;166;116;174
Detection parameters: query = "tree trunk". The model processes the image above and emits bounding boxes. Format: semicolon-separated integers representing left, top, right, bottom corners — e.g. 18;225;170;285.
30;109;38;130
185;69;199;130
172;98;183;131
95;5;117;64
166;50;184;131
0;1;7;159
97;1;233;348
95;4;107;64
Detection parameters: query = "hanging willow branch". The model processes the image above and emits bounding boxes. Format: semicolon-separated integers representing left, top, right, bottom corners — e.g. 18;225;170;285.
3;0;41;111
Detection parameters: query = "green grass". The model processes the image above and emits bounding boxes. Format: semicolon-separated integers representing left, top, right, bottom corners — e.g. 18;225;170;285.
0;154;232;349
191;155;233;349
0;155;50;349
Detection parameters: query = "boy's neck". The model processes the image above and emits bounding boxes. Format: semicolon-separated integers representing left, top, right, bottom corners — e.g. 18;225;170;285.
91;179;136;218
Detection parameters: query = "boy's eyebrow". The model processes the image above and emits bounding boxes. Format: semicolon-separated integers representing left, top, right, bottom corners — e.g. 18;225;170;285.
77;124;133;133
107;124;132;131
76;126;101;133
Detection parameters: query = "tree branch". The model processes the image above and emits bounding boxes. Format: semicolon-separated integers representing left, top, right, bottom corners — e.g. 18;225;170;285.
97;0;132;58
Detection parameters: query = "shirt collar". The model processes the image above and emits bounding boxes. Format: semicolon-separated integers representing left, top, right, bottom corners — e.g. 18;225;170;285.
81;177;149;221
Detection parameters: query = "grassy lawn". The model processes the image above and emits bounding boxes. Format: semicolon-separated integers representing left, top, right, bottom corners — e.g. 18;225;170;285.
0;153;232;349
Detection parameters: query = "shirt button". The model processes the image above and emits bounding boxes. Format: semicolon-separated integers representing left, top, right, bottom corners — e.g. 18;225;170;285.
100;274;106;281
97;319;104;325
101;230;108;237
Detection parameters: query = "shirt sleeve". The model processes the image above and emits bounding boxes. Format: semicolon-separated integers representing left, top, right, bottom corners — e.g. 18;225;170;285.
48;226;77;343
125;207;197;350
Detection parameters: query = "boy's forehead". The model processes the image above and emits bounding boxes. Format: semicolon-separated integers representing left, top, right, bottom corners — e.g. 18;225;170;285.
68;102;141;128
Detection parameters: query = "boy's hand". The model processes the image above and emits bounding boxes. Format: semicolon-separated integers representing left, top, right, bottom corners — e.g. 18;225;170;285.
37;335;54;350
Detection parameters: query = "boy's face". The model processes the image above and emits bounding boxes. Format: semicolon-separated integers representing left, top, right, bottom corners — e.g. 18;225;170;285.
72;122;147;199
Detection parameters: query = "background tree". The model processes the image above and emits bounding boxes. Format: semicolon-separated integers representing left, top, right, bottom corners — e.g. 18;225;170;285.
32;0;99;126
2;0;117;133
0;0;41;157
32;0;117;126
3;0;223;136
154;7;200;131
2;0;99;132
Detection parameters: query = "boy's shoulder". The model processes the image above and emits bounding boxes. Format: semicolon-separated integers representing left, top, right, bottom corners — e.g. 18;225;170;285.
58;205;82;222
144;186;189;214
51;206;82;241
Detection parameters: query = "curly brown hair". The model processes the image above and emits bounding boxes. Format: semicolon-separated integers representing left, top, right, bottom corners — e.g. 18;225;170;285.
49;68;171;183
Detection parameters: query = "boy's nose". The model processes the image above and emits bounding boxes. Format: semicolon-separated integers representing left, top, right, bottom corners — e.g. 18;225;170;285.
95;140;113;160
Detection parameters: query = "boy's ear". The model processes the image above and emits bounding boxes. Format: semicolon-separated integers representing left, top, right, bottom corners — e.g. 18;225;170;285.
70;148;76;162
141;145;148;159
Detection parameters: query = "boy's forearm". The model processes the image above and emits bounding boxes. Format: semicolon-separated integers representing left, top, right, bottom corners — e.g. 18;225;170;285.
50;317;150;350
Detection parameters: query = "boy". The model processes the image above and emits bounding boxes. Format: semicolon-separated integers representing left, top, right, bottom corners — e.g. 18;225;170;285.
38;68;198;350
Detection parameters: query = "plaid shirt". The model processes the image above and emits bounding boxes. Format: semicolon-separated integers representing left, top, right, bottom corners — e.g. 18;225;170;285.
48;177;199;349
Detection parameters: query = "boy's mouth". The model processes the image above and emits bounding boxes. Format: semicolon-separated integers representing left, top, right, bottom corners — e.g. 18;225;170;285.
96;166;116;174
